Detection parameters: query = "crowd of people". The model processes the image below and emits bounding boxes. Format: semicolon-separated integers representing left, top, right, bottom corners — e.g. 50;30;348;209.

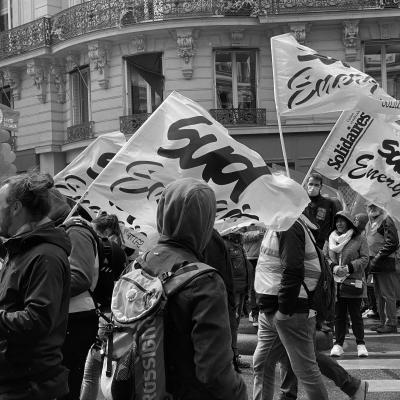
0;170;399;400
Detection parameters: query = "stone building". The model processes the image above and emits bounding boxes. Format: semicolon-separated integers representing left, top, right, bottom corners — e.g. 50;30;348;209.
0;0;399;190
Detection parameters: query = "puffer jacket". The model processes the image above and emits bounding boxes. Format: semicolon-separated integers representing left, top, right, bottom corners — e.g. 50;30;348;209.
327;233;369;298
0;221;71;398
139;178;247;400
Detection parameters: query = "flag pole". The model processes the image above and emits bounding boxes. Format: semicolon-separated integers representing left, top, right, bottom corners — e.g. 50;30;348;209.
271;36;290;178
63;191;89;222
300;111;345;187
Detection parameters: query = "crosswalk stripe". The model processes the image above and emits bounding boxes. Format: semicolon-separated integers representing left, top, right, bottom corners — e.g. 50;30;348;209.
338;358;400;369
364;380;400;392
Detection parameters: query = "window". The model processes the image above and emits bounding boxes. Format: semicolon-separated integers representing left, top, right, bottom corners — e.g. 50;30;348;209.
215;50;257;109
0;85;12;108
364;42;400;99
126;53;163;114
0;0;8;32
70;66;90;125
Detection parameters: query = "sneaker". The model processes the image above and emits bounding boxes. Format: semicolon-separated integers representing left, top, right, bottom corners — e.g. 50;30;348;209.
330;344;344;357
369;324;384;331
252;314;259;327
362;309;371;319
357;344;368;358
366;309;376;317
234;355;250;369
377;325;398;334
351;380;369;400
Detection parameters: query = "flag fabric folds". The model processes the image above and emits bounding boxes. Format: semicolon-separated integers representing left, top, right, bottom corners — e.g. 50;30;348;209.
53;131;126;202
83;91;309;232
271;33;399;117
313;110;400;218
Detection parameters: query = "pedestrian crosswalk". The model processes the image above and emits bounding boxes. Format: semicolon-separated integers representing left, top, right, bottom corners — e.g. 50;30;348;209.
238;319;400;399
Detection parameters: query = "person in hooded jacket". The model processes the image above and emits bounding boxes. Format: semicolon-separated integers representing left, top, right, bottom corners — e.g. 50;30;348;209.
137;178;247;400
327;211;369;358
0;172;71;400
365;204;399;334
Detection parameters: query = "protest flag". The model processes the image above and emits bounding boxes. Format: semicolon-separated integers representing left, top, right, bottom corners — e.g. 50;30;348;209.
312;109;400;218
80;91;309;232
53;130;126;202
271;33;400;117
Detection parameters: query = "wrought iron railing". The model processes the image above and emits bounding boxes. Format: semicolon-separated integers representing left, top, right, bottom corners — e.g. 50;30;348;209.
209;108;266;126
0;17;51;60
0;0;396;60
120;113;151;135
66;121;95;143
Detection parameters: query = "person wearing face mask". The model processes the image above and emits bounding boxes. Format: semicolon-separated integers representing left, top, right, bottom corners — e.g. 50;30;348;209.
303;172;342;250
327;211;369;358
365;204;399;334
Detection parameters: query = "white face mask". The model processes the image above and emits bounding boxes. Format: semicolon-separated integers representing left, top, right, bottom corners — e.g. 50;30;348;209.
307;186;320;197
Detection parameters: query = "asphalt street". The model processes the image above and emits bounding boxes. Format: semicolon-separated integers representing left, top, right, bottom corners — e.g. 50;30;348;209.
238;315;400;399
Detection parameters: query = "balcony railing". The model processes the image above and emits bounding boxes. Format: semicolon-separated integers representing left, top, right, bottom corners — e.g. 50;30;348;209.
66;121;95;143
120;113;151;135
0;0;396;60
209;108;266;126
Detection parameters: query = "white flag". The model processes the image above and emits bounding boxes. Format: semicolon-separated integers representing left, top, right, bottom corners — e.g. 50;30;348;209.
314;110;400;217
83;91;309;232
271;33;400;117
54;131;126;204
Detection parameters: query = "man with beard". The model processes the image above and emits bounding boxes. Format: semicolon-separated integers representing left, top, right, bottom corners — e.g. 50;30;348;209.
0;172;71;399
303;172;342;249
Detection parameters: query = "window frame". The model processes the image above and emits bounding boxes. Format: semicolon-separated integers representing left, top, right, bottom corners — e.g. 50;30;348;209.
69;65;91;126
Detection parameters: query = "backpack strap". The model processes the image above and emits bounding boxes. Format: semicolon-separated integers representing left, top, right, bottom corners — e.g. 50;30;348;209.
162;262;217;297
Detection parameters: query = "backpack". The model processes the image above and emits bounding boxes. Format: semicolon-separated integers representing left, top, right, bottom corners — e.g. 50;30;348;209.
63;217;127;309
298;219;335;322
100;260;216;400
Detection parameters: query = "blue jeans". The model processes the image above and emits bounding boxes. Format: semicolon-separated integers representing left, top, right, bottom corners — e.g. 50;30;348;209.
253;311;328;400
375;272;398;327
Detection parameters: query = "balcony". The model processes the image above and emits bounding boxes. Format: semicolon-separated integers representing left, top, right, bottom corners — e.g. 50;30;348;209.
0;0;394;61
209;108;267;126
66;121;95;143
120;113;151;135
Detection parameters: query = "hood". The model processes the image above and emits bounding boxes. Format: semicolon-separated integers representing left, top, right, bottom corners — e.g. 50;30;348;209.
47;188;72;226
157;178;216;258
334;210;357;231
4;221;71;257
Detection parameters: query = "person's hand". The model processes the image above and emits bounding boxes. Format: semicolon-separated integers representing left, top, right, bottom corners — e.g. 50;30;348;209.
335;266;348;277
275;310;293;321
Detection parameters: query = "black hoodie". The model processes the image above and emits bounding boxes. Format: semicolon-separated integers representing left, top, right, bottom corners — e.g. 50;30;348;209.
140;178;247;400
0;221;71;397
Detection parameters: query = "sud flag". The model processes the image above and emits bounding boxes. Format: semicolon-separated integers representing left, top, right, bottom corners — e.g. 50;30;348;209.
271;33;400;117
313;110;400;218
82;91;309;232
53;130;126;204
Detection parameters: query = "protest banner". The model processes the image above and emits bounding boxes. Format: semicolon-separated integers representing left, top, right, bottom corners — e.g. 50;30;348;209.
81;91;309;232
271;33;400;117
313;110;400;218
54;131;126;202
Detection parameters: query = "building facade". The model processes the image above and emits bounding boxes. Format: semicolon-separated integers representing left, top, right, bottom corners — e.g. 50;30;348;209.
0;0;399;185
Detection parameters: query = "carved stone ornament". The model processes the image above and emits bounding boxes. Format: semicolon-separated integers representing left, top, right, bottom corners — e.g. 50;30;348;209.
176;29;195;79
50;64;67;104
66;54;80;73
133;35;146;52
343;20;360;61
26;59;48;104
2;67;21;101
88;41;109;89
289;23;309;45
231;30;244;46
379;22;396;40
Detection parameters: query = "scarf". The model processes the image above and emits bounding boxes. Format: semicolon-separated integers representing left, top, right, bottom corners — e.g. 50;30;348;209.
329;229;354;254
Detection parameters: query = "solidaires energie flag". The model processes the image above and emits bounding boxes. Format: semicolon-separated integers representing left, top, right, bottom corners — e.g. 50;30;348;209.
313;110;400;217
271;33;400;117
83;91;309;232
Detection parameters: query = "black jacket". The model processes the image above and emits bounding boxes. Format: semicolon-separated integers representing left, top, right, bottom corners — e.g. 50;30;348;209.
142;179;247;400
0;221;71;398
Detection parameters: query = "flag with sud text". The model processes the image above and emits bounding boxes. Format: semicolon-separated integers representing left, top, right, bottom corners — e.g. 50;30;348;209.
313;110;400;218
53;131;126;207
271;33;400;117
82;91;309;232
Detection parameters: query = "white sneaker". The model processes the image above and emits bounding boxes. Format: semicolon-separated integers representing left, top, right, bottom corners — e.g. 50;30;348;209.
361;309;371;319
357;344;368;358
330;344;344;357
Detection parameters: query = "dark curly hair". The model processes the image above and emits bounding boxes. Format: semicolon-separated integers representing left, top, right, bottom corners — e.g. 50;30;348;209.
1;172;53;221
92;213;123;246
